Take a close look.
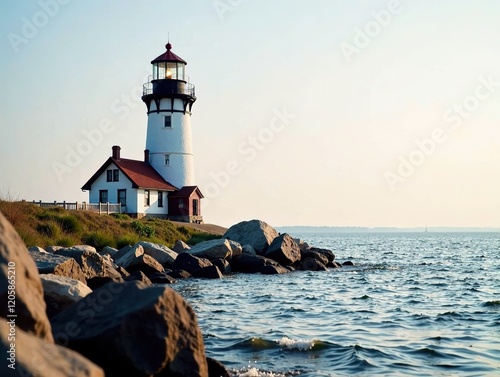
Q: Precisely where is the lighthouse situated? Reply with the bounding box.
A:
[142,42,196,189]
[82,41,203,222]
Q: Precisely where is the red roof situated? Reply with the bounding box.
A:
[169,185,204,199]
[151,42,187,64]
[82,157,178,191]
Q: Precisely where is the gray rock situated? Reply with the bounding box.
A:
[172,239,191,253]
[223,219,279,254]
[241,244,257,256]
[45,245,64,253]
[168,270,192,279]
[148,272,176,285]
[111,244,133,262]
[126,254,165,276]
[300,249,329,266]
[136,241,178,266]
[0,211,54,342]
[0,321,104,377]
[265,233,301,266]
[172,252,212,275]
[261,264,290,274]
[40,274,92,318]
[54,247,108,280]
[114,244,144,269]
[308,247,335,263]
[28,245,47,253]
[51,281,208,376]
[211,258,231,274]
[100,246,118,258]
[227,240,243,257]
[29,249,86,284]
[229,253,284,274]
[192,265,223,279]
[301,257,328,271]
[124,271,153,286]
[187,238,232,260]
[294,238,310,251]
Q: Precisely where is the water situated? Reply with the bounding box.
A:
[171,232,500,376]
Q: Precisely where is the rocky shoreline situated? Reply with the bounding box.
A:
[0,214,350,376]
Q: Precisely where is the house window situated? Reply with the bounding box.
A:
[164,115,172,128]
[178,199,184,209]
[158,191,163,207]
[118,189,126,206]
[144,190,150,206]
[106,169,119,182]
[99,190,108,203]
[113,169,119,182]
[165,154,170,166]
[106,170,113,182]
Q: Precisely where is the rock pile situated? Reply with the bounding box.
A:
[1,213,348,376]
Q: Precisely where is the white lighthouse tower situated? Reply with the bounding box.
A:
[142,42,196,188]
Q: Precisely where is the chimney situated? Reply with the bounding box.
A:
[144,149,150,163]
[112,145,121,160]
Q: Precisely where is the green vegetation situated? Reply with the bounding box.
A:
[0,200,221,251]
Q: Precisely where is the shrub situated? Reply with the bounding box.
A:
[56,215,82,234]
[82,231,115,251]
[111,213,130,220]
[56,235,79,247]
[116,233,140,249]
[186,233,221,246]
[36,222,61,239]
[131,221,155,238]
[178,226,190,237]
[17,226,43,247]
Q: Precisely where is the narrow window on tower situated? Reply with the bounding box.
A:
[164,115,172,128]
[165,154,170,166]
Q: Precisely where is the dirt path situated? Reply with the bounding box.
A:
[170,221,227,235]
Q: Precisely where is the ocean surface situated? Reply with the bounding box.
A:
[171,232,500,376]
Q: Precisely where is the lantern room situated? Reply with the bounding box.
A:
[151,42,187,81]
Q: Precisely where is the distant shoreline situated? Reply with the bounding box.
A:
[277,226,500,233]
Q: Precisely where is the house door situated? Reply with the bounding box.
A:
[118,190,126,206]
[193,199,199,216]
[99,190,108,203]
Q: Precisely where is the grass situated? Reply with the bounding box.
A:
[0,200,221,251]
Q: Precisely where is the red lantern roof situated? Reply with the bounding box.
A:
[151,42,187,64]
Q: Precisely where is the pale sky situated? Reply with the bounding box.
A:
[1,0,500,228]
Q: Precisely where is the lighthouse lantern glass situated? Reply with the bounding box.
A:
[152,62,186,81]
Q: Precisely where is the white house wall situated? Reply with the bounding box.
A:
[136,189,169,216]
[88,163,133,206]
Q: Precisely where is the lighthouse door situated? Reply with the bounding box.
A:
[193,199,199,216]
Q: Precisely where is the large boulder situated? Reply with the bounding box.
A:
[127,254,165,276]
[29,249,86,283]
[148,272,176,285]
[51,281,209,377]
[172,252,213,276]
[172,240,191,253]
[223,220,279,254]
[300,249,329,266]
[0,211,54,342]
[124,270,153,286]
[40,274,92,318]
[230,253,284,274]
[301,257,328,271]
[192,265,224,279]
[307,247,335,263]
[100,254,124,282]
[0,321,104,377]
[241,244,257,256]
[265,233,301,266]
[136,241,178,266]
[114,244,144,269]
[100,245,118,258]
[227,240,243,258]
[186,239,232,260]
[261,264,290,275]
[111,244,133,262]
[54,246,108,280]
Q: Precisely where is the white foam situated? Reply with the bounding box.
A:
[277,336,316,351]
[235,367,288,377]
